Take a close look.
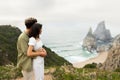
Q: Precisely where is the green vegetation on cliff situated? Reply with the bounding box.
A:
[0,25,21,65]
[52,65,120,80]
[44,46,71,67]
[0,64,120,80]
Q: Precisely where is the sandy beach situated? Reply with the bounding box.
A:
[73,52,108,68]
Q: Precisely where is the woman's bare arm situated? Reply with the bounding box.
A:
[27,45,47,57]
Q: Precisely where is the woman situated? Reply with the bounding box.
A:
[27,23,46,80]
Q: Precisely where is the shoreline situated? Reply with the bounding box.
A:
[73,51,108,68]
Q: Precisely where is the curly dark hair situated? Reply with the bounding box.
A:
[29,23,42,38]
[25,17,37,29]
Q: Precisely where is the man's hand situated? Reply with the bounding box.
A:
[37,48,47,57]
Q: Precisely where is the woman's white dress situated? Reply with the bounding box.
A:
[28,37,44,80]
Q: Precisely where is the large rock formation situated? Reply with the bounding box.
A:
[101,34,120,71]
[94,21,112,52]
[82,21,112,52]
[93,21,112,42]
[82,27,96,52]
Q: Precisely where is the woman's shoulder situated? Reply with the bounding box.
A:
[29,37,36,41]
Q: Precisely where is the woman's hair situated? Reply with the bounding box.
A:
[25,17,37,29]
[29,23,42,38]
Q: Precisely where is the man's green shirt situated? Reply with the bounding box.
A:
[17,32,32,72]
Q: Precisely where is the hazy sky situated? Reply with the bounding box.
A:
[0,0,120,36]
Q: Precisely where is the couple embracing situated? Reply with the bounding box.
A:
[17,17,47,80]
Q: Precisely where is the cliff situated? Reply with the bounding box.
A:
[0,25,21,65]
[101,34,120,71]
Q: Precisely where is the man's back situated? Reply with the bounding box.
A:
[17,32,32,72]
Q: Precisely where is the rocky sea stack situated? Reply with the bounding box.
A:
[82,27,96,52]
[82,21,112,52]
[94,21,112,41]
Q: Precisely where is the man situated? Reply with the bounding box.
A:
[17,17,46,80]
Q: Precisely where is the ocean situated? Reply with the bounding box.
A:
[40,26,98,63]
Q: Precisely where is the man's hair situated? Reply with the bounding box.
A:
[25,17,37,29]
